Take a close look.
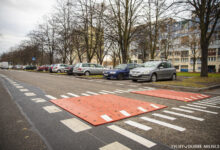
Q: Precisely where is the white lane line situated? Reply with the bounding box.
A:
[81,93,90,96]
[31,98,46,103]
[179,106,218,114]
[67,93,79,97]
[150,104,159,109]
[24,92,36,96]
[163,110,204,121]
[45,95,57,100]
[43,105,62,113]
[141,117,186,132]
[99,92,108,94]
[196,101,217,105]
[117,83,124,86]
[61,95,69,98]
[171,107,194,113]
[124,120,152,131]
[16,86,23,89]
[86,91,99,95]
[193,103,220,108]
[108,125,156,148]
[101,114,113,122]
[19,89,29,92]
[190,96,197,99]
[184,98,192,101]
[152,113,176,120]
[120,110,131,117]
[61,118,91,133]
[101,90,115,94]
[99,142,131,150]
[138,107,147,112]
[114,90,124,93]
[186,104,207,109]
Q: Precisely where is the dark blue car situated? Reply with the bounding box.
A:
[103,63,140,80]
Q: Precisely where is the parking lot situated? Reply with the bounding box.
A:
[0,69,220,150]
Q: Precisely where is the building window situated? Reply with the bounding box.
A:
[208,49,216,56]
[175,58,179,62]
[218,48,220,56]
[174,66,179,69]
[181,65,188,69]
[181,58,189,62]
[208,57,216,62]
[218,57,220,62]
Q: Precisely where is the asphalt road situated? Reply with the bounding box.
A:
[0,69,219,150]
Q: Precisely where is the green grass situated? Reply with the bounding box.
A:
[177,72,220,77]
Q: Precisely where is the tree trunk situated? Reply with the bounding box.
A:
[200,40,208,77]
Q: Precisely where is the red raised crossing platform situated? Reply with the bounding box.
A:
[50,94,167,126]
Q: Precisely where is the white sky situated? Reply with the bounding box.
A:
[0,0,56,54]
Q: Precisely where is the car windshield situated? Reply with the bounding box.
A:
[114,64,127,69]
[144,62,160,68]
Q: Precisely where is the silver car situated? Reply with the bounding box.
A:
[129,61,176,82]
[52,64,69,73]
[73,63,107,76]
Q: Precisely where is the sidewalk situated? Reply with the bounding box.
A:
[0,81,47,150]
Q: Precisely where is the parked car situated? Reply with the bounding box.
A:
[52,64,69,73]
[103,63,140,80]
[37,65,49,71]
[65,65,75,75]
[73,63,106,76]
[24,65,37,70]
[49,64,55,73]
[129,61,176,82]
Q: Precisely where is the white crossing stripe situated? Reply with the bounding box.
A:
[141,117,186,132]
[61,118,91,133]
[81,93,90,96]
[43,105,62,113]
[114,90,124,93]
[190,96,197,99]
[101,90,115,94]
[19,89,29,92]
[67,93,79,97]
[125,120,152,131]
[171,107,194,113]
[86,91,99,95]
[120,110,131,117]
[60,95,69,98]
[180,106,218,114]
[127,89,134,92]
[108,125,156,148]
[150,104,159,109]
[24,92,36,96]
[193,103,220,108]
[117,83,124,85]
[99,92,108,94]
[138,107,147,112]
[45,95,57,100]
[186,104,207,109]
[196,101,217,105]
[163,110,204,121]
[184,98,192,101]
[99,142,131,150]
[128,85,137,87]
[101,114,113,122]
[16,86,23,88]
[152,113,176,120]
[31,98,46,103]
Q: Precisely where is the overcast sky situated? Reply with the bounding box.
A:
[0,0,56,54]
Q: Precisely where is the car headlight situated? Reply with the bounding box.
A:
[143,70,150,74]
[110,72,116,74]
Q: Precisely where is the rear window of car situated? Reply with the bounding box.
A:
[82,64,89,67]
[89,64,96,67]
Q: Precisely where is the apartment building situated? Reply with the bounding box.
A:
[130,19,220,72]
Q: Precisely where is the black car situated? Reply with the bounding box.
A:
[24,65,37,70]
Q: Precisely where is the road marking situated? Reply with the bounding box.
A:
[120,110,131,117]
[152,113,176,120]
[193,103,220,108]
[81,93,90,96]
[43,105,62,113]
[114,90,124,93]
[141,117,186,132]
[138,107,147,112]
[171,107,194,113]
[186,104,207,109]
[19,89,29,92]
[196,101,217,105]
[60,95,69,98]
[128,85,137,87]
[190,96,197,99]
[45,95,57,100]
[99,92,108,94]
[86,91,99,95]
[99,142,131,150]
[180,106,218,114]
[124,120,152,131]
[163,110,204,121]
[101,114,113,122]
[61,118,91,133]
[117,83,124,86]
[108,125,156,148]
[24,92,36,96]
[127,89,134,92]
[101,90,115,94]
[150,104,159,109]
[16,86,23,88]
[67,93,80,97]
[184,98,192,101]
[31,98,46,103]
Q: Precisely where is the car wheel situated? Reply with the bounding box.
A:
[85,71,90,76]
[171,74,177,80]
[151,74,157,82]
[117,74,124,80]
[132,79,137,82]
[57,70,61,73]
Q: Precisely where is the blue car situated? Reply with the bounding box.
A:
[103,63,140,80]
